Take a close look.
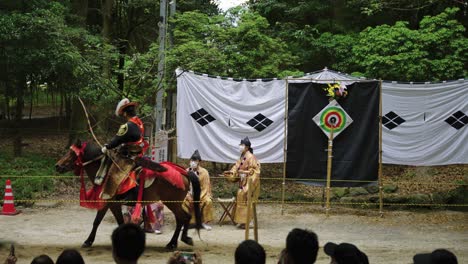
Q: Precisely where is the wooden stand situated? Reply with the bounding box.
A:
[245,177,259,242]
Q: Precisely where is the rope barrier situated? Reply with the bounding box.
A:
[2,199,467,207]
[0,175,466,186]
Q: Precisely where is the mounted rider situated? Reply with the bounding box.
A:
[96,98,149,200]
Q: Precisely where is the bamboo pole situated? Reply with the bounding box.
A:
[281,80,289,215]
[325,126,334,217]
[378,80,384,217]
[253,201,258,242]
[245,177,253,240]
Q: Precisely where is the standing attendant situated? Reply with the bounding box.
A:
[224,137,261,229]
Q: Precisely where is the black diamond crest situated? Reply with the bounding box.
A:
[445,111,468,130]
[247,113,274,132]
[191,108,216,127]
[382,111,406,130]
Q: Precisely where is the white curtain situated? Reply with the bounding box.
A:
[176,69,286,163]
[382,80,468,165]
[177,68,468,165]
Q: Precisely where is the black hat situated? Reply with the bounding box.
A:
[240,137,251,147]
[190,150,202,161]
[324,242,369,264]
[413,249,458,264]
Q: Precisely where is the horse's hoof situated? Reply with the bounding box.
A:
[181,236,194,246]
[165,243,177,251]
[81,241,93,248]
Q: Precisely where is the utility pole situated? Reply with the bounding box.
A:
[155,0,167,131]
[168,0,176,161]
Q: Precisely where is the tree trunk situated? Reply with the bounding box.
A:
[67,0,90,146]
[65,94,71,122]
[72,0,88,22]
[28,82,33,120]
[13,77,25,157]
[67,97,87,147]
[117,40,127,91]
[102,0,114,79]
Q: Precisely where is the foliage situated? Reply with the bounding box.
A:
[167,9,301,79]
[0,152,55,203]
[352,7,467,81]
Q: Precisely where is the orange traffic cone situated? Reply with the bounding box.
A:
[1,179,20,215]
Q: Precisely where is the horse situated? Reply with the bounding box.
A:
[55,139,201,250]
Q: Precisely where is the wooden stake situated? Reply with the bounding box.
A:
[326,126,334,217]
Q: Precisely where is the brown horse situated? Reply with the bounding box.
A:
[55,139,201,250]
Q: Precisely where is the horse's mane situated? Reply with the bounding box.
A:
[83,142,103,161]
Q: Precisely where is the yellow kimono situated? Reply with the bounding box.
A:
[184,166,214,224]
[228,151,261,224]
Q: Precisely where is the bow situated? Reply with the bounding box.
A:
[78,97,103,148]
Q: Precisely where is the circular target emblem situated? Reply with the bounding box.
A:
[320,106,347,133]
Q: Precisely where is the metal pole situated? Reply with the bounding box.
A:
[326,126,334,217]
[281,80,289,215]
[155,0,167,132]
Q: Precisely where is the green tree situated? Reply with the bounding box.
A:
[167,9,301,79]
[0,1,87,155]
[353,7,467,81]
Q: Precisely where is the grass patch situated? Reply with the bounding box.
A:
[0,152,57,205]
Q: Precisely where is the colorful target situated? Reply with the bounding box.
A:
[313,100,353,139]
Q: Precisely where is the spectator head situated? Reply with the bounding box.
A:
[413,249,458,264]
[112,223,146,264]
[324,242,369,264]
[56,249,85,264]
[285,228,319,264]
[31,255,54,264]
[235,240,266,264]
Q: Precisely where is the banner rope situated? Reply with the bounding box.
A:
[2,199,467,207]
[0,175,466,186]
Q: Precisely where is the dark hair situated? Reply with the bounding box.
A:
[31,255,54,264]
[286,228,319,264]
[430,249,458,264]
[112,223,145,262]
[56,249,85,264]
[235,240,266,264]
[248,147,254,154]
[123,105,137,117]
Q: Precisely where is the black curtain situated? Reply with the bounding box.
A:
[286,81,380,187]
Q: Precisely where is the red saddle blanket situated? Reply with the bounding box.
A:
[80,161,186,210]
[138,161,187,190]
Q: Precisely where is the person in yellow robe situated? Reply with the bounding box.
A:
[224,137,261,229]
[184,150,214,230]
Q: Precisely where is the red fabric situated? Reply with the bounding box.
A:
[127,116,149,154]
[138,163,185,191]
[73,142,105,210]
[116,171,137,195]
[131,174,145,223]
[161,161,188,177]
[80,185,106,210]
[131,162,186,220]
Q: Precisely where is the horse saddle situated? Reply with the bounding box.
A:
[101,152,135,199]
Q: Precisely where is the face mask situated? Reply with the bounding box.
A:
[239,145,246,153]
[190,161,198,169]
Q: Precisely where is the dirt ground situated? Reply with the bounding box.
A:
[0,202,467,264]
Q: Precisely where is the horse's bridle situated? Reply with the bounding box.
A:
[70,143,104,176]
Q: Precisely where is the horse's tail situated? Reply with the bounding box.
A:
[187,170,202,231]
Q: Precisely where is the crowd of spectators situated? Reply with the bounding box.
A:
[3,224,459,264]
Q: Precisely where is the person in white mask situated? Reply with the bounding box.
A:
[183,150,213,230]
[224,137,261,229]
